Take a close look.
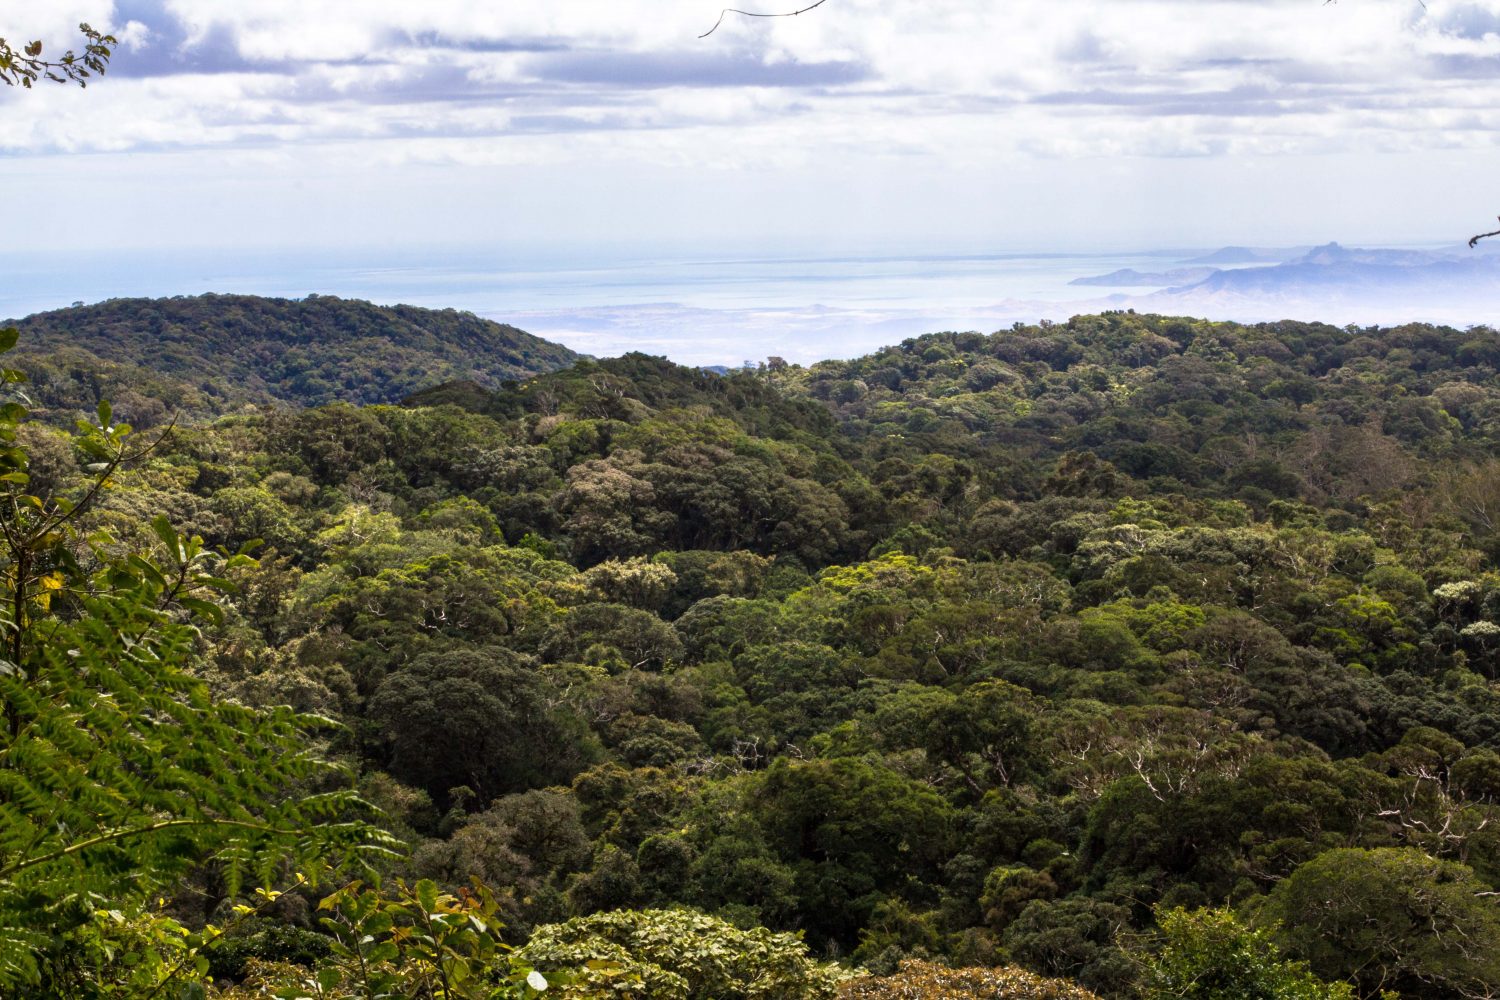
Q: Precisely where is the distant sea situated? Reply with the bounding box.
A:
[0,241,1483,367]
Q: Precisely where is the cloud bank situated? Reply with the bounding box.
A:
[5,0,1496,160]
[2,0,1497,252]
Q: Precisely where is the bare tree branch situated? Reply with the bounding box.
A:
[700,0,832,38]
[1470,217,1500,249]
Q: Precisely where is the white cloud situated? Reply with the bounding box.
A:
[5,0,1490,159]
[1,0,1496,251]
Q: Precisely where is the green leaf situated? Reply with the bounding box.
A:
[176,597,223,625]
[151,516,181,559]
[126,555,168,589]
[415,879,440,914]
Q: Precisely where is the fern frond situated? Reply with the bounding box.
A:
[0,587,397,990]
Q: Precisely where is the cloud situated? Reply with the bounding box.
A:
[529,50,869,88]
[395,31,570,54]
[1431,2,1500,39]
[104,0,288,76]
[1425,51,1500,76]
[5,0,1500,259]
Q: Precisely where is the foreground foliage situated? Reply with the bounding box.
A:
[0,330,392,996]
[226,879,556,1000]
[0,22,113,88]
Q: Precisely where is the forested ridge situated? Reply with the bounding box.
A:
[4,294,579,420]
[8,308,1500,997]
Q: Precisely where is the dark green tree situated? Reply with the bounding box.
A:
[368,644,589,805]
[1263,848,1500,999]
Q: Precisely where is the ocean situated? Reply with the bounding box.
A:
[0,243,1223,367]
[2,240,1483,367]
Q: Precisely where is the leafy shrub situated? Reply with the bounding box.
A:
[519,908,848,1000]
[1144,907,1353,1000]
[838,959,1102,1000]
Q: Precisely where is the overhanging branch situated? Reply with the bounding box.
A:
[1470,217,1500,249]
[701,0,831,38]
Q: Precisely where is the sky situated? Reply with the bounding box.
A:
[4,0,1500,256]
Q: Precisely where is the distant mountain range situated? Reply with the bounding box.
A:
[1151,242,1500,305]
[1064,243,1500,327]
[1069,266,1219,287]
[4,294,580,424]
[1181,245,1302,265]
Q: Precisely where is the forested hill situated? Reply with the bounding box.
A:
[5,293,579,422]
[431,312,1500,531]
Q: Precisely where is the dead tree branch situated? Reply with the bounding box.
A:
[700,0,831,38]
[1470,217,1500,249]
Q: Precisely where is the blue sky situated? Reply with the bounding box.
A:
[4,0,1500,253]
